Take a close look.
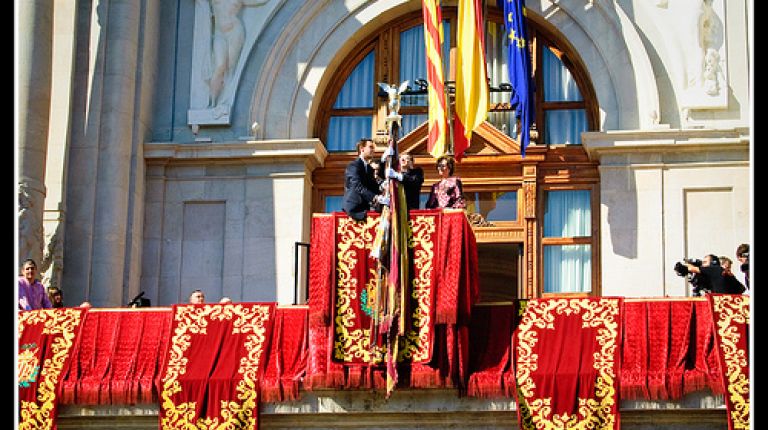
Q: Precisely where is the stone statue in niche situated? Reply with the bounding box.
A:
[188,0,273,125]
[207,0,267,108]
[680,0,727,109]
[701,48,724,96]
[689,0,723,93]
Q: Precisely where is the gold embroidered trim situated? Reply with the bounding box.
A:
[18,309,83,430]
[333,215,436,363]
[516,299,620,430]
[712,295,750,430]
[159,304,272,429]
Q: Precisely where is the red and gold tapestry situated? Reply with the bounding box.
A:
[332,210,438,366]
[158,302,275,430]
[708,294,750,430]
[513,298,623,430]
[18,308,86,430]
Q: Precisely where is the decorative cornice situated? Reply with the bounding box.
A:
[143,139,328,169]
[581,127,750,160]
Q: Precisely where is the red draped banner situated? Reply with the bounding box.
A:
[620,298,723,400]
[513,298,623,430]
[260,306,309,402]
[158,303,275,429]
[60,308,173,405]
[708,294,750,430]
[331,210,439,366]
[18,308,86,430]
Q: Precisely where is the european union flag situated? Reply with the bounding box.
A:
[500,0,534,156]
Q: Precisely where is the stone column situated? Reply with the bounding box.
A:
[18,0,54,266]
[88,1,142,306]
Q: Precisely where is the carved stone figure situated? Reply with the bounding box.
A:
[378,81,410,129]
[19,183,44,262]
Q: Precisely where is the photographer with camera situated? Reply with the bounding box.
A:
[675,254,745,296]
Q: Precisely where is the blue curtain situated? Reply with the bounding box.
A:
[543,46,586,145]
[543,245,591,293]
[543,190,590,237]
[545,109,587,145]
[333,51,375,108]
[327,52,376,151]
[326,116,373,151]
[543,190,591,293]
[543,47,582,102]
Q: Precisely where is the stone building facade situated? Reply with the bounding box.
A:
[17,0,751,427]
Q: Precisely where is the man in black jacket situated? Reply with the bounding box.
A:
[343,138,387,221]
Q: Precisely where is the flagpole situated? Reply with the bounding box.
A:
[446,82,454,156]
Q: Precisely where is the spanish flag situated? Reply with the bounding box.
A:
[422,0,448,158]
[453,0,489,161]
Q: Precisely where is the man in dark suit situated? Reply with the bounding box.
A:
[343,138,386,221]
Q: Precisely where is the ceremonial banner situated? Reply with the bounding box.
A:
[453,0,489,160]
[513,298,622,430]
[422,0,449,158]
[18,308,86,430]
[158,303,275,429]
[332,210,438,366]
[708,294,750,430]
[500,0,534,155]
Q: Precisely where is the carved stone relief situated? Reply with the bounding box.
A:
[680,0,728,109]
[18,183,44,263]
[188,0,278,126]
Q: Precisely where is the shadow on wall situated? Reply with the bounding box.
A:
[604,165,638,259]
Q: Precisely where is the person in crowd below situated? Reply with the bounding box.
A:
[47,286,64,308]
[18,259,51,311]
[425,155,467,210]
[393,153,424,210]
[189,289,206,304]
[343,138,389,221]
[686,254,744,294]
[736,243,749,290]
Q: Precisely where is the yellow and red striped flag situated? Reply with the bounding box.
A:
[453,0,489,161]
[422,0,448,158]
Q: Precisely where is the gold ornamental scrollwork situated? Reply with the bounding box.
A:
[18,309,84,430]
[712,295,750,430]
[160,304,272,429]
[333,215,436,364]
[516,298,620,430]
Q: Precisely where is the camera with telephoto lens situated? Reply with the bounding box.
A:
[674,259,708,296]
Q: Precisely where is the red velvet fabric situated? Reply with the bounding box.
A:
[18,308,86,430]
[467,304,516,398]
[619,299,723,400]
[513,298,623,430]
[708,294,750,430]
[435,209,480,325]
[60,308,173,405]
[261,307,309,402]
[308,214,335,328]
[157,303,275,429]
